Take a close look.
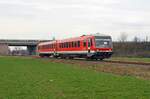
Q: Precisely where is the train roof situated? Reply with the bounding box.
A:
[38,33,111,45]
[57,35,90,43]
[91,33,110,37]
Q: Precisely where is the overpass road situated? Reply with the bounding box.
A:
[0,39,51,55]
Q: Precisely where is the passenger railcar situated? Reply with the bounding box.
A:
[37,34,113,60]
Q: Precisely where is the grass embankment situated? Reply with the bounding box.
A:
[0,57,150,99]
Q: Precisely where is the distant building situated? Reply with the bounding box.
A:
[0,44,10,55]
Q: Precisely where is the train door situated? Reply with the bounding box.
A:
[86,37,94,58]
[87,38,91,53]
[83,38,92,53]
[87,38,93,52]
[53,41,57,57]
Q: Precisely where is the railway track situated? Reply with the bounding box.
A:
[33,56,150,66]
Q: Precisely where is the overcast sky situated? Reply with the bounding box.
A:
[0,0,150,41]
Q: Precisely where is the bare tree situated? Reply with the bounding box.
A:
[145,36,149,42]
[133,36,140,43]
[52,37,56,40]
[118,32,128,42]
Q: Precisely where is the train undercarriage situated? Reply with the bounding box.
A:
[39,51,113,60]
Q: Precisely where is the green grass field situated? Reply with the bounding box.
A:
[0,57,150,99]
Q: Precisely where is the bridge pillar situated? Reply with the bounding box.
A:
[27,45,37,55]
[0,43,10,55]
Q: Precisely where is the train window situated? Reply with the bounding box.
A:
[59,44,60,48]
[65,42,66,48]
[65,43,66,48]
[74,42,77,47]
[63,43,65,48]
[76,41,78,47]
[61,43,62,48]
[66,42,67,48]
[72,42,74,47]
[48,44,50,49]
[54,44,55,48]
[90,39,93,46]
[83,40,86,47]
[71,42,72,48]
[68,42,69,48]
[78,41,80,47]
[88,39,91,47]
[65,43,67,48]
[70,42,72,48]
[62,43,64,48]
[70,42,71,48]
[66,42,69,48]
[68,42,70,48]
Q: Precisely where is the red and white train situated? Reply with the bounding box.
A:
[37,34,113,60]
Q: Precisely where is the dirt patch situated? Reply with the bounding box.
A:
[37,58,150,80]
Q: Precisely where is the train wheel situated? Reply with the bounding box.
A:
[95,58,98,61]
[39,54,44,58]
[69,57,74,59]
[100,58,104,61]
[86,57,91,61]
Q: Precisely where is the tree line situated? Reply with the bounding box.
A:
[113,33,150,57]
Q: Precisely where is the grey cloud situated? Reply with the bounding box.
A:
[0,0,150,40]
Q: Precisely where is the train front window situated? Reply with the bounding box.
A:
[95,36,112,48]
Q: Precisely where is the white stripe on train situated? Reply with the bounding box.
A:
[39,50,112,54]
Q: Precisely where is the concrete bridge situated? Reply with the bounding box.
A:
[0,39,51,55]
